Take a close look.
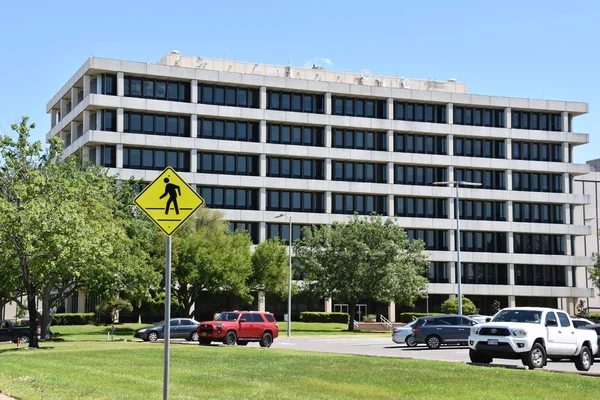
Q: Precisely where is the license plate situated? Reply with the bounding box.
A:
[488,339,498,345]
[201,332,207,336]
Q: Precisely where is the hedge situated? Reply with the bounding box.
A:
[52,313,96,325]
[399,312,444,323]
[299,312,349,324]
[588,313,600,322]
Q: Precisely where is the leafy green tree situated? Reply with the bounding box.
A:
[294,214,429,331]
[589,252,600,299]
[440,296,478,315]
[250,238,289,298]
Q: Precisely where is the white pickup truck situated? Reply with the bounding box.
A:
[468,307,598,371]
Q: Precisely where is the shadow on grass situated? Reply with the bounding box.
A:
[53,327,138,337]
[0,347,54,354]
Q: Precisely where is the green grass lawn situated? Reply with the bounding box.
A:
[0,341,599,400]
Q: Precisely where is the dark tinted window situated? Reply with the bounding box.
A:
[264,314,275,322]
[199,84,259,108]
[334,96,386,118]
[268,90,324,113]
[545,312,558,325]
[557,313,571,328]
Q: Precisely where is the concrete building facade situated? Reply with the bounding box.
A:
[43,52,594,319]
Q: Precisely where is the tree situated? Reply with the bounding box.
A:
[589,252,600,297]
[96,297,134,324]
[491,300,502,314]
[163,207,254,317]
[0,117,158,347]
[250,238,289,298]
[440,296,478,315]
[294,214,429,331]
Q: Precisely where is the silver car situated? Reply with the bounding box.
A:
[392,321,417,346]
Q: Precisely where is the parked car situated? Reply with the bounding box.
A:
[572,317,593,328]
[580,323,600,357]
[468,307,598,371]
[392,321,417,346]
[197,311,278,347]
[0,320,33,343]
[133,318,200,342]
[411,315,479,349]
[468,315,492,324]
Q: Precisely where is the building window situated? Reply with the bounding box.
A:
[197,186,259,210]
[267,90,324,113]
[453,106,504,127]
[406,229,448,251]
[123,147,189,171]
[99,145,116,168]
[427,262,450,283]
[124,76,190,102]
[394,133,447,155]
[454,168,505,190]
[197,153,259,176]
[266,223,315,245]
[515,265,567,286]
[394,166,447,186]
[228,222,259,244]
[512,172,563,193]
[267,124,325,147]
[124,112,190,137]
[333,128,387,151]
[267,157,324,180]
[461,263,508,285]
[332,193,387,215]
[512,110,562,132]
[333,96,386,118]
[267,190,325,213]
[457,200,506,221]
[459,231,507,253]
[454,137,505,158]
[513,234,565,255]
[332,161,387,183]
[513,203,564,224]
[198,84,259,108]
[396,197,447,219]
[101,110,116,132]
[198,118,259,142]
[512,141,562,162]
[395,102,446,123]
[101,74,117,96]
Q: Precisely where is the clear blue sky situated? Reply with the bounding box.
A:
[0,0,598,162]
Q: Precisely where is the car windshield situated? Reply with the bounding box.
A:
[215,313,239,321]
[491,310,542,324]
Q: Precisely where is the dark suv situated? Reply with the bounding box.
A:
[197,311,279,347]
[412,315,478,349]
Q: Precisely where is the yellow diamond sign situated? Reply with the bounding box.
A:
[134,167,204,236]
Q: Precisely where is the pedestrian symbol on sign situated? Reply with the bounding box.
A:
[160,178,181,215]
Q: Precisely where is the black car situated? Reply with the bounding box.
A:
[580,323,600,357]
[134,318,200,342]
[412,315,479,349]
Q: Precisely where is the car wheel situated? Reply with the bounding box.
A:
[426,335,441,349]
[199,339,211,346]
[524,343,546,370]
[405,335,417,347]
[575,346,592,371]
[190,332,199,342]
[469,349,492,364]
[237,340,248,346]
[148,331,159,342]
[223,331,237,346]
[18,336,29,344]
[260,332,273,348]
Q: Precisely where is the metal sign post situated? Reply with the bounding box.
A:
[163,235,172,400]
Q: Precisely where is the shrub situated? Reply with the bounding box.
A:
[299,312,349,323]
[441,296,477,315]
[362,314,377,322]
[588,313,600,323]
[52,313,95,325]
[399,312,444,323]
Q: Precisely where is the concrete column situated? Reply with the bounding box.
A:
[449,229,456,252]
[508,264,515,285]
[507,232,514,253]
[60,98,68,120]
[95,145,102,165]
[260,120,267,143]
[508,295,516,308]
[324,298,332,313]
[259,221,266,242]
[82,147,90,163]
[326,191,332,214]
[563,172,570,194]
[561,111,569,132]
[51,109,58,128]
[505,107,511,129]
[386,98,393,119]
[82,110,90,133]
[325,93,332,115]
[388,302,396,323]
[507,200,513,222]
[567,266,573,286]
[69,122,76,146]
[83,75,91,98]
[565,235,572,256]
[77,291,86,313]
[260,187,266,211]
[96,111,102,131]
[562,142,569,163]
[96,74,103,94]
[447,103,454,124]
[387,130,394,152]
[448,197,455,219]
[387,194,394,217]
[191,80,198,103]
[117,108,124,133]
[117,72,124,96]
[70,87,78,107]
[447,134,454,156]
[259,154,267,177]
[190,115,198,138]
[190,149,197,173]
[448,165,454,182]
[505,138,512,159]
[506,170,513,190]
[325,158,332,181]
[387,162,394,184]
[565,203,571,225]
[260,86,267,109]
[116,144,123,168]
[566,297,575,314]
[258,290,266,312]
[325,126,332,148]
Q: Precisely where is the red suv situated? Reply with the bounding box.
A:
[197,311,279,347]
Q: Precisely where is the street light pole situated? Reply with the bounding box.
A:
[433,180,481,315]
[275,213,292,337]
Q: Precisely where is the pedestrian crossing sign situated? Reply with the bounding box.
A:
[134,167,204,236]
